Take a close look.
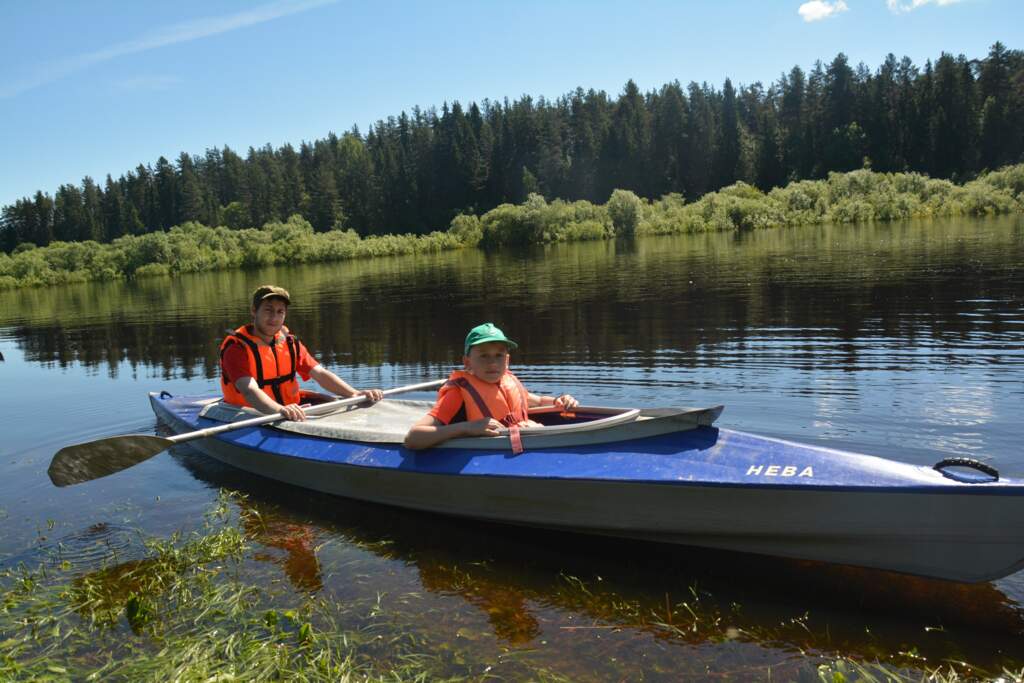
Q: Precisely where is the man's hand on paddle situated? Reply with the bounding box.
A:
[278,403,307,421]
[358,389,384,402]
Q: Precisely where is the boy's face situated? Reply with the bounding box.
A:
[464,341,510,383]
[252,297,288,339]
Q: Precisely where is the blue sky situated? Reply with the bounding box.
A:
[1,0,1019,208]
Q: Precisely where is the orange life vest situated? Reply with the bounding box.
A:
[219,324,301,407]
[442,369,530,426]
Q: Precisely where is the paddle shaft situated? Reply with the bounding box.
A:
[166,378,446,445]
[48,378,446,488]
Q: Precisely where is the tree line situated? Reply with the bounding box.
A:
[5,164,1021,291]
[3,42,1022,252]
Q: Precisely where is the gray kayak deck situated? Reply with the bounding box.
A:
[199,398,723,450]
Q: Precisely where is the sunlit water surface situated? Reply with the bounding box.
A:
[2,215,1024,678]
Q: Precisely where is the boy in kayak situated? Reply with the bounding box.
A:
[404,323,578,449]
[220,285,383,421]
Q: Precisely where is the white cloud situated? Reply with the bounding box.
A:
[1,0,337,99]
[798,0,850,22]
[887,0,965,12]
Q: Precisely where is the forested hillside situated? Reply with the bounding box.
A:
[2,42,1022,252]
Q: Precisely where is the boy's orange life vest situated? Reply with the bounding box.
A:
[219,324,301,407]
[442,369,530,426]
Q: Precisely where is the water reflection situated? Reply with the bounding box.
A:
[237,496,323,594]
[1,217,1022,380]
[166,446,1024,675]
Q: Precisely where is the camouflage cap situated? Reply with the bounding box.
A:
[251,285,291,309]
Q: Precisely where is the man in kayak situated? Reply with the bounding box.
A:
[220,284,383,421]
[404,322,578,449]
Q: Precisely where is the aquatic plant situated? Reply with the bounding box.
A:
[3,490,1023,681]
[0,491,574,682]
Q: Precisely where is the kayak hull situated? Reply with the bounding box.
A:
[150,392,1024,583]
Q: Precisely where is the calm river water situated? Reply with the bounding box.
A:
[2,216,1024,678]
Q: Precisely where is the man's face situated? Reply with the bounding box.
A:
[464,342,510,383]
[252,297,288,339]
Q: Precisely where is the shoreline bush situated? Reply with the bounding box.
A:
[1,164,1021,290]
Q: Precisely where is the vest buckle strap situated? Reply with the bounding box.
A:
[508,425,524,455]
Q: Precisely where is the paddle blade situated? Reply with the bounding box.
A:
[48,434,173,487]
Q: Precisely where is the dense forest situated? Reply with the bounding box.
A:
[2,42,1023,252]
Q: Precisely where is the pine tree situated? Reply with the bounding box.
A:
[651,81,688,196]
[929,53,976,178]
[684,82,716,198]
[102,175,125,240]
[777,66,807,179]
[335,132,375,233]
[756,110,785,190]
[715,78,741,188]
[153,157,177,230]
[53,184,84,243]
[32,191,54,246]
[978,42,1015,169]
[220,147,250,225]
[309,157,342,232]
[81,177,103,242]
[177,153,205,224]
[567,88,610,201]
[279,143,306,218]
[602,80,651,197]
[823,53,862,171]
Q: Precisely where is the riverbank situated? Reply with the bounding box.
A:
[1,164,1021,290]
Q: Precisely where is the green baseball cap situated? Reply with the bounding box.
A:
[464,322,518,355]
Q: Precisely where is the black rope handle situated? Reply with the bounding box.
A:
[159,390,174,399]
[933,458,999,483]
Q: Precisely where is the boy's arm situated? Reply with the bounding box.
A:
[404,414,503,450]
[526,392,580,410]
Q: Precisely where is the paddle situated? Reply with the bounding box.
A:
[47,379,446,488]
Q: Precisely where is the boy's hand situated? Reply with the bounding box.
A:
[554,394,578,410]
[464,418,503,437]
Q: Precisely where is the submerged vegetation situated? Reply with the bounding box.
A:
[2,491,1023,681]
[0,492,557,681]
[1,164,1022,290]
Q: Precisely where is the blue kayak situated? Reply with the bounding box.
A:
[149,391,1024,583]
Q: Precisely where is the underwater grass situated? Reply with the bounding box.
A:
[813,660,1024,683]
[0,491,570,682]
[2,490,1023,682]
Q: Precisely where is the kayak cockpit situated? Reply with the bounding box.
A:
[197,395,723,451]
